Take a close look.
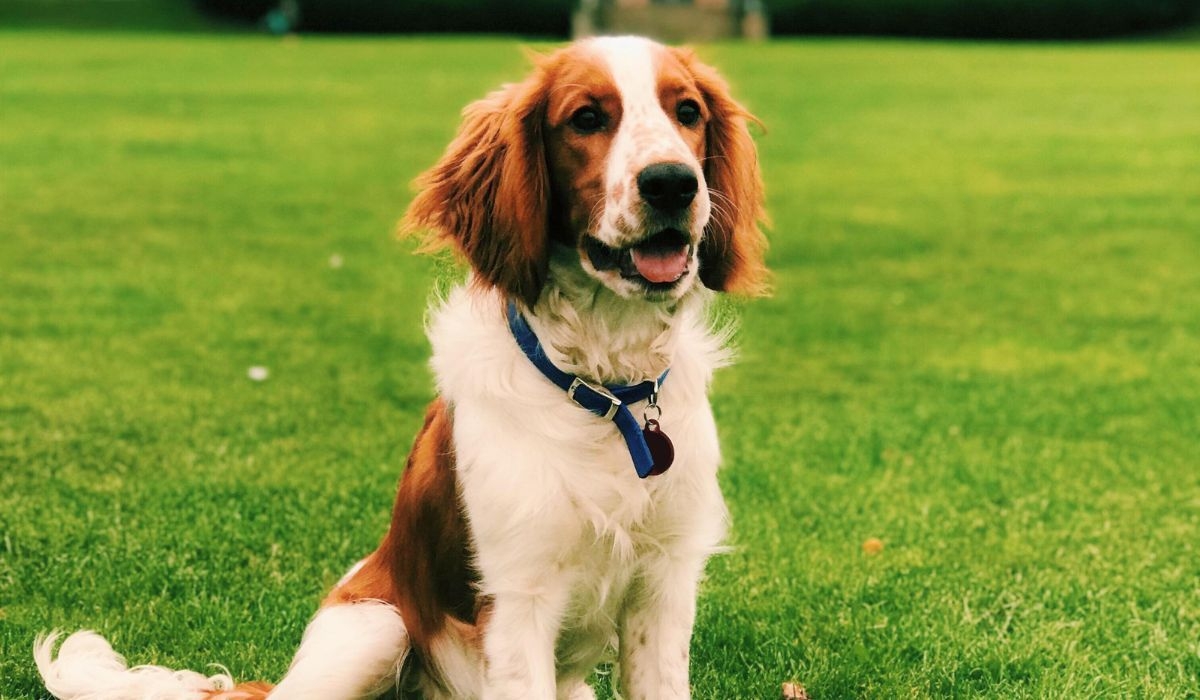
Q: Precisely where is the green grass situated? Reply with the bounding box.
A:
[2,31,1200,699]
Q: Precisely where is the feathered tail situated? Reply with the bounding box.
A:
[34,631,270,700]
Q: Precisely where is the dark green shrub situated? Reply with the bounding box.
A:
[221,0,574,34]
[768,0,1200,38]
[194,0,1199,38]
[194,0,276,23]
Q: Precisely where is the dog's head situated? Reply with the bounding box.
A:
[404,36,768,306]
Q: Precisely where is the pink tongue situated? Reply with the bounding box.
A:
[630,247,689,283]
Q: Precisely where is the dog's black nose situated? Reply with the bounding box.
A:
[637,163,698,212]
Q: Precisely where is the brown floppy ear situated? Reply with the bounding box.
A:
[678,49,770,296]
[402,70,551,306]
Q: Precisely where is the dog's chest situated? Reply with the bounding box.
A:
[554,540,638,669]
[550,490,668,671]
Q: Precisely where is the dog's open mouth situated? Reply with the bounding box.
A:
[584,229,693,286]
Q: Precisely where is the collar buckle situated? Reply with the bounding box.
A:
[567,377,622,421]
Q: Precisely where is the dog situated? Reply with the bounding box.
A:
[35,35,767,700]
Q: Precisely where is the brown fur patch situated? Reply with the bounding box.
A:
[204,681,274,699]
[402,43,629,304]
[654,46,709,165]
[324,398,479,658]
[401,64,555,306]
[542,48,620,247]
[671,48,771,296]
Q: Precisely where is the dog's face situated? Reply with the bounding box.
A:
[406,36,767,306]
[543,38,711,300]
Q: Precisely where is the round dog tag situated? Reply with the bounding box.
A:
[643,419,675,476]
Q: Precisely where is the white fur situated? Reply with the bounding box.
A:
[422,259,729,700]
[268,602,409,699]
[34,630,235,700]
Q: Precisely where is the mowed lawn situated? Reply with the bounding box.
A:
[2,31,1199,699]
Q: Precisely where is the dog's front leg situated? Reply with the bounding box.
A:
[480,588,569,700]
[618,558,704,700]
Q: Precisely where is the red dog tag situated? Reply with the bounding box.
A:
[643,419,674,476]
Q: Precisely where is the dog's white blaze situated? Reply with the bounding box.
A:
[588,36,711,251]
[595,37,687,180]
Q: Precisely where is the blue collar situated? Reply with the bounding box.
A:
[506,302,668,479]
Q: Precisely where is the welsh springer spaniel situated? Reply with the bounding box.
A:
[36,35,767,700]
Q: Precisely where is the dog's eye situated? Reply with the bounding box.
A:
[569,107,605,134]
[676,100,702,126]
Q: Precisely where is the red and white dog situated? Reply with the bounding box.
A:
[36,35,767,700]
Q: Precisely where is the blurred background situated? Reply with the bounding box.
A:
[2,0,1199,38]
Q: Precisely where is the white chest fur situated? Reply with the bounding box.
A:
[426,280,730,684]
